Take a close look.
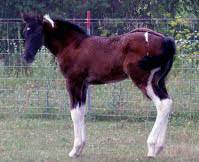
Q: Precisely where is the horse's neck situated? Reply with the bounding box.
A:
[43,27,87,56]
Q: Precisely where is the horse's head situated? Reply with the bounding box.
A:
[21,13,43,63]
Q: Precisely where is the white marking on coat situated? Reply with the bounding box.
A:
[146,68,161,107]
[69,104,86,158]
[43,14,55,28]
[27,27,31,31]
[144,32,149,42]
[147,98,172,157]
[145,69,173,157]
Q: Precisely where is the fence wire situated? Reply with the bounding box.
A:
[0,18,199,161]
[0,18,198,121]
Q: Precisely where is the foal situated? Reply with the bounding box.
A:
[21,13,176,158]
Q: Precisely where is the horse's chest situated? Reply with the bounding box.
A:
[57,54,74,76]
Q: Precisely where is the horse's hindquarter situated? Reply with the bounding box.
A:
[124,32,163,57]
[122,32,164,72]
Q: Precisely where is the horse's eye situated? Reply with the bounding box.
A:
[23,26,32,37]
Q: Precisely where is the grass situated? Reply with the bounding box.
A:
[0,44,198,161]
[0,59,198,161]
[0,118,199,162]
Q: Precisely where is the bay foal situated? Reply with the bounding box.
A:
[21,13,176,158]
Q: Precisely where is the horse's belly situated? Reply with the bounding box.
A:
[88,71,128,85]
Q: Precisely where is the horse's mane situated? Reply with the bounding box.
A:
[53,18,87,35]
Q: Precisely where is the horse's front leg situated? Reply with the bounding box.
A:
[66,80,87,158]
[69,105,86,158]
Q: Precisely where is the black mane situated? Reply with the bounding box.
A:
[53,18,88,35]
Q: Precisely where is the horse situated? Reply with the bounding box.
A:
[21,13,176,158]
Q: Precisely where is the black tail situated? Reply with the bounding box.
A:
[138,37,176,80]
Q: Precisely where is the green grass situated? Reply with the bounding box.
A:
[0,118,199,162]
[0,49,198,161]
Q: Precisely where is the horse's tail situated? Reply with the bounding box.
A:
[138,37,176,81]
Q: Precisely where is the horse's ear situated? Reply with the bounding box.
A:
[21,13,32,23]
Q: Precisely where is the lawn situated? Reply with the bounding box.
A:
[0,118,198,162]
[0,44,198,162]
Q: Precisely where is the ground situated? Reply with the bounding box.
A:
[0,119,198,162]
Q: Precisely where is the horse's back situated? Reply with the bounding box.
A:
[66,28,166,84]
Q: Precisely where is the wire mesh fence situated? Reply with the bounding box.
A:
[0,18,198,121]
[0,18,199,161]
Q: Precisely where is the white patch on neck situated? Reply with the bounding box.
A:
[27,27,31,31]
[144,32,149,42]
[43,14,55,28]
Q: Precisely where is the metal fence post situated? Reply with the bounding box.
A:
[86,10,92,113]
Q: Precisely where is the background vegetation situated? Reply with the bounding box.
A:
[0,0,198,121]
[0,1,198,161]
[0,0,198,18]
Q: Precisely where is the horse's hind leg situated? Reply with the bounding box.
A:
[126,64,172,158]
[145,68,172,157]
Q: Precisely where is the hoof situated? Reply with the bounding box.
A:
[147,154,156,159]
[68,146,81,158]
[147,155,156,159]
[155,145,164,155]
[147,144,164,159]
[68,142,86,158]
[147,143,156,158]
[69,151,80,158]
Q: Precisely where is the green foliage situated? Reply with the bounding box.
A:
[167,17,199,69]
[0,0,198,18]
